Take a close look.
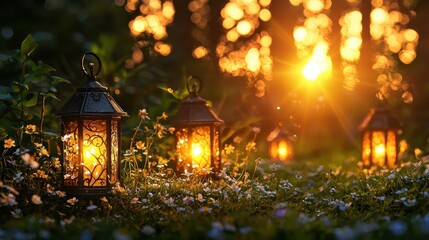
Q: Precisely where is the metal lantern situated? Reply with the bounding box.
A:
[359,105,401,168]
[171,76,223,177]
[58,52,127,197]
[267,123,294,162]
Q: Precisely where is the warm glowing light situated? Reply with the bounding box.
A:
[224,2,244,20]
[162,1,175,18]
[260,35,272,47]
[293,26,308,42]
[371,8,388,24]
[223,18,236,29]
[175,126,218,175]
[291,0,333,84]
[154,42,172,56]
[226,29,239,42]
[303,61,321,81]
[306,0,324,13]
[217,0,272,96]
[246,48,261,72]
[131,17,146,34]
[259,9,272,22]
[192,46,209,59]
[403,29,418,42]
[191,143,203,157]
[132,49,144,63]
[277,141,289,160]
[236,20,253,35]
[374,144,385,157]
[125,0,175,60]
[260,0,271,7]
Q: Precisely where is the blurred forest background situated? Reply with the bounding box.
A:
[1,0,429,160]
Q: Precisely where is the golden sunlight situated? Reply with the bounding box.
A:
[303,61,321,81]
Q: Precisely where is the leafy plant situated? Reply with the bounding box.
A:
[0,34,70,147]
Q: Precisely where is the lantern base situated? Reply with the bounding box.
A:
[62,187,112,199]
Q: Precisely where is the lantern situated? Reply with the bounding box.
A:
[171,76,223,177]
[359,105,401,168]
[267,123,294,162]
[58,52,127,197]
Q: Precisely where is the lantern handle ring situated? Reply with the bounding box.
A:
[81,52,102,79]
[187,76,202,94]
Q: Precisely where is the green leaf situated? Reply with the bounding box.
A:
[0,93,13,101]
[23,92,38,107]
[30,61,55,76]
[52,76,71,85]
[20,34,38,56]
[44,92,60,101]
[41,131,60,139]
[11,83,20,93]
[0,86,12,95]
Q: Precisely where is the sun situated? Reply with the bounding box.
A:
[302,61,322,81]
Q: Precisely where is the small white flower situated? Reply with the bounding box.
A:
[141,225,155,236]
[67,197,78,206]
[402,198,417,207]
[86,205,97,211]
[395,188,408,195]
[13,172,24,183]
[31,195,42,205]
[197,193,205,202]
[387,173,396,179]
[376,196,385,201]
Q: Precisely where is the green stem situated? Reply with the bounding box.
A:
[39,93,46,133]
[130,118,143,149]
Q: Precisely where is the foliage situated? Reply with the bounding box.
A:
[0,34,70,146]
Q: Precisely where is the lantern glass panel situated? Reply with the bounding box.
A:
[191,126,211,171]
[111,120,119,183]
[82,120,107,187]
[386,130,397,167]
[277,140,290,161]
[63,121,79,187]
[269,139,292,161]
[213,128,220,172]
[371,131,386,166]
[362,131,371,167]
[176,126,213,174]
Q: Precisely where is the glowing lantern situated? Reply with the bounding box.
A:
[58,52,127,197]
[359,105,401,168]
[171,76,223,177]
[267,124,294,162]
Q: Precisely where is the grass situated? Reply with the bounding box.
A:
[1,152,429,240]
[1,111,429,240]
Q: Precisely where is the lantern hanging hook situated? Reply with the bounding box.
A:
[187,75,202,95]
[81,52,102,80]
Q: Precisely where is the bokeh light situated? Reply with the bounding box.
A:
[370,1,418,102]
[291,0,333,82]
[217,0,273,97]
[123,0,175,66]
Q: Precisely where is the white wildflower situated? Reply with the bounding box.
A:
[86,205,97,210]
[141,225,155,236]
[31,195,42,205]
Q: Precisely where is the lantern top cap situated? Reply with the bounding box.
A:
[75,52,108,92]
[58,52,127,117]
[267,124,296,142]
[359,105,401,131]
[171,76,223,125]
